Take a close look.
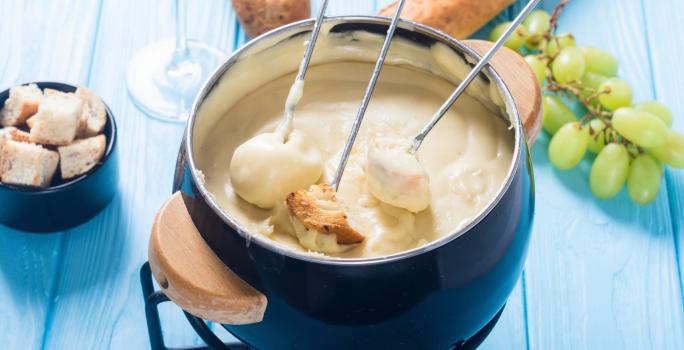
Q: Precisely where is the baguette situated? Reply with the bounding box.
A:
[57,134,106,179]
[232,0,310,38]
[378,0,514,39]
[0,140,59,188]
[0,84,42,126]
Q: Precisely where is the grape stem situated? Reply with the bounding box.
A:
[540,0,644,158]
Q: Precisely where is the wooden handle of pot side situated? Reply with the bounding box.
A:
[464,39,543,145]
[148,192,267,324]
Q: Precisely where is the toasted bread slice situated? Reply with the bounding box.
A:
[0,84,42,126]
[286,184,365,246]
[0,140,59,188]
[29,93,83,145]
[75,87,106,137]
[57,134,105,179]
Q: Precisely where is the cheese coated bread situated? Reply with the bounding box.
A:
[286,184,365,245]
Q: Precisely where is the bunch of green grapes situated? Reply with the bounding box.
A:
[489,5,683,205]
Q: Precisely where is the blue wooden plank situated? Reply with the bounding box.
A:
[641,0,684,318]
[521,0,684,349]
[36,0,238,348]
[0,0,102,349]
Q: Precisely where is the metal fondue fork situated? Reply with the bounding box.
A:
[331,0,542,190]
[331,0,407,190]
[276,0,329,140]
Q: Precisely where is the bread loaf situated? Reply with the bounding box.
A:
[232,0,311,38]
[378,0,514,39]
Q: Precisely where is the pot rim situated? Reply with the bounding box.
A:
[185,16,524,266]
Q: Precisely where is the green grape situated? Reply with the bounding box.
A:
[548,122,588,169]
[552,47,586,83]
[581,72,608,91]
[525,55,547,84]
[584,118,608,153]
[579,46,619,77]
[598,78,633,110]
[649,130,684,168]
[544,32,576,57]
[634,101,673,127]
[542,96,549,124]
[489,22,528,51]
[612,107,668,148]
[627,154,663,205]
[542,95,577,134]
[580,72,608,106]
[590,143,630,200]
[524,10,551,33]
[523,10,551,50]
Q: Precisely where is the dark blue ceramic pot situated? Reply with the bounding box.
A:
[0,82,118,233]
[172,17,534,350]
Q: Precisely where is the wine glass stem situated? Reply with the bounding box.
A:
[173,0,189,60]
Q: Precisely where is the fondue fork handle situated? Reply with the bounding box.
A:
[409,0,542,153]
[331,0,407,190]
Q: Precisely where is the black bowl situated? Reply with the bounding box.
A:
[0,82,118,233]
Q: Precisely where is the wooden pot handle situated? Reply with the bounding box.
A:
[463,39,543,145]
[148,192,267,324]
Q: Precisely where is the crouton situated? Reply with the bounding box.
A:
[29,93,83,145]
[75,87,106,137]
[0,127,17,164]
[0,140,59,188]
[0,84,42,126]
[57,134,106,179]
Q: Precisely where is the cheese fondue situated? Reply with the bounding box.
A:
[195,30,515,259]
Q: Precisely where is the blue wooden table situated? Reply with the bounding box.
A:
[0,0,682,349]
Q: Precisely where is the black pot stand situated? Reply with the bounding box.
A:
[141,262,505,350]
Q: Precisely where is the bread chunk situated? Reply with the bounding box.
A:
[0,84,42,126]
[286,184,365,248]
[232,0,310,38]
[75,87,106,137]
[378,0,514,39]
[58,134,106,179]
[0,140,59,188]
[29,93,83,145]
